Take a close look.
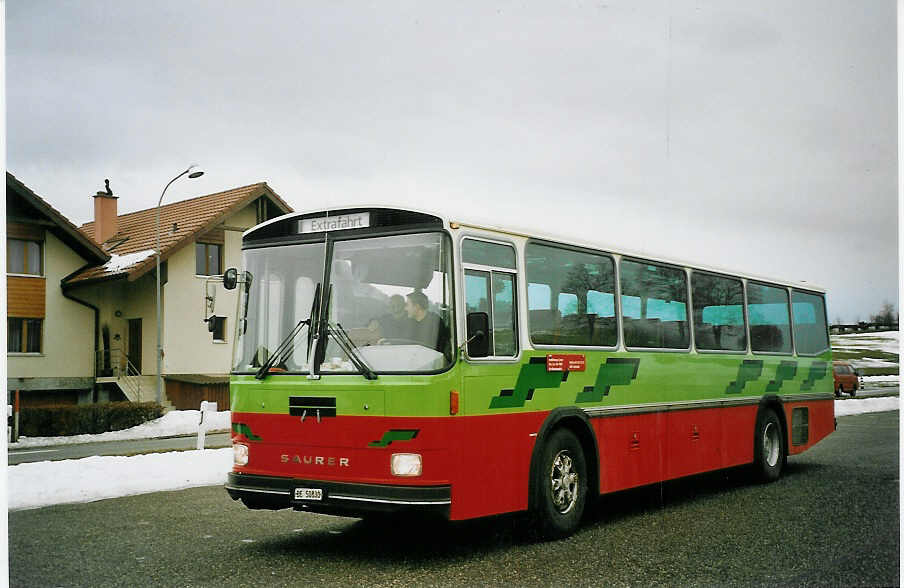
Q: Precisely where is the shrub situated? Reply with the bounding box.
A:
[18,402,164,438]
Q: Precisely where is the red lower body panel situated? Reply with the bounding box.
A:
[230,411,545,520]
[232,399,834,521]
[595,406,757,494]
[785,399,834,455]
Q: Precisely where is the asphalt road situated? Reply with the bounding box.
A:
[7,432,231,465]
[9,411,899,587]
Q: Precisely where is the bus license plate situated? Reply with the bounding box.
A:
[294,488,323,501]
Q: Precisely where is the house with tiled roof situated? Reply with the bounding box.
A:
[7,173,110,405]
[64,181,293,408]
[9,173,293,409]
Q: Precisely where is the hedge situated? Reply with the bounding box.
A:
[18,402,164,438]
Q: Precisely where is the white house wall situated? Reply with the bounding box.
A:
[162,205,255,376]
[7,231,96,385]
[73,271,157,375]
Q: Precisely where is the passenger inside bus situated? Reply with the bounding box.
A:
[404,290,444,350]
[374,294,411,340]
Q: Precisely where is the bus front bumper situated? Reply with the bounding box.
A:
[226,472,451,518]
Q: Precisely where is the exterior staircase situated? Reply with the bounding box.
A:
[96,349,175,410]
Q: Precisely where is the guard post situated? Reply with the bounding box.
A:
[197,400,218,450]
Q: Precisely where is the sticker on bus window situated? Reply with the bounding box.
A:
[299,212,370,234]
[546,354,586,372]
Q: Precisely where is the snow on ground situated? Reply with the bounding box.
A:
[833,396,899,416]
[8,449,232,511]
[9,410,231,449]
[862,375,899,385]
[6,398,898,511]
[831,330,899,355]
[851,357,899,369]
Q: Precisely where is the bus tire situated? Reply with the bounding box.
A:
[753,408,784,482]
[533,428,587,539]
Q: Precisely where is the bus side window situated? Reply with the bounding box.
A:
[464,268,518,358]
[525,242,616,347]
[791,290,830,355]
[620,259,689,350]
[492,273,516,356]
[692,272,747,352]
[462,237,519,359]
[747,282,792,354]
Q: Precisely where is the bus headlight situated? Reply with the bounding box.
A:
[391,453,422,477]
[234,443,249,466]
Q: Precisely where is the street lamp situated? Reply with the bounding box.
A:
[156,165,204,404]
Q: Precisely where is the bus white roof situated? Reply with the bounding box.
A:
[450,216,826,294]
[245,205,826,294]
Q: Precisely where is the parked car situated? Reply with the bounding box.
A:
[832,360,859,397]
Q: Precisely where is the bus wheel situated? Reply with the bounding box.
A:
[753,408,784,482]
[534,428,587,539]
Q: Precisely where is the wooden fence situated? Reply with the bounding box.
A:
[165,380,230,411]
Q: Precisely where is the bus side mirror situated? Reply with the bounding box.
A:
[223,268,238,290]
[466,312,490,358]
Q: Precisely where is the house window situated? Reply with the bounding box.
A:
[8,318,42,353]
[195,242,222,276]
[211,316,227,342]
[8,239,43,275]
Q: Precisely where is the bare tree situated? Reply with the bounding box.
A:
[870,301,897,325]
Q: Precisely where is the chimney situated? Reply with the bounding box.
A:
[93,179,118,244]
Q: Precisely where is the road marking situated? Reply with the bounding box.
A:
[9,449,60,455]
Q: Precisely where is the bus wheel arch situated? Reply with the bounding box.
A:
[754,397,787,481]
[527,409,599,538]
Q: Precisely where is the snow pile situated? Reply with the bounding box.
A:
[102,249,156,273]
[6,398,898,512]
[834,396,898,416]
[10,410,231,449]
[8,449,233,511]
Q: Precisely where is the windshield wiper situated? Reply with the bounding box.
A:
[255,283,321,380]
[313,284,377,380]
[326,322,378,380]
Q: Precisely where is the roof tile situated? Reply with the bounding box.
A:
[67,182,290,285]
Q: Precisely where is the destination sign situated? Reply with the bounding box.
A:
[299,212,370,234]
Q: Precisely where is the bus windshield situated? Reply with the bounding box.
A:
[233,231,454,375]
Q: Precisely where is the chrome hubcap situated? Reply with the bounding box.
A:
[763,422,780,467]
[550,450,579,514]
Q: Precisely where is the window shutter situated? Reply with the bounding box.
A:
[7,222,44,241]
[8,276,46,317]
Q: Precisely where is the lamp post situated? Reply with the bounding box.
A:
[156,165,204,405]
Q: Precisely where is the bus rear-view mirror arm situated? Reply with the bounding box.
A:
[465,312,490,358]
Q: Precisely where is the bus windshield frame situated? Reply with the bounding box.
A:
[232,229,455,376]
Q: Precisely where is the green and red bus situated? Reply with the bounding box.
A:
[223,207,834,538]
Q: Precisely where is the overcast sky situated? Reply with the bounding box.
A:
[6,1,898,322]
